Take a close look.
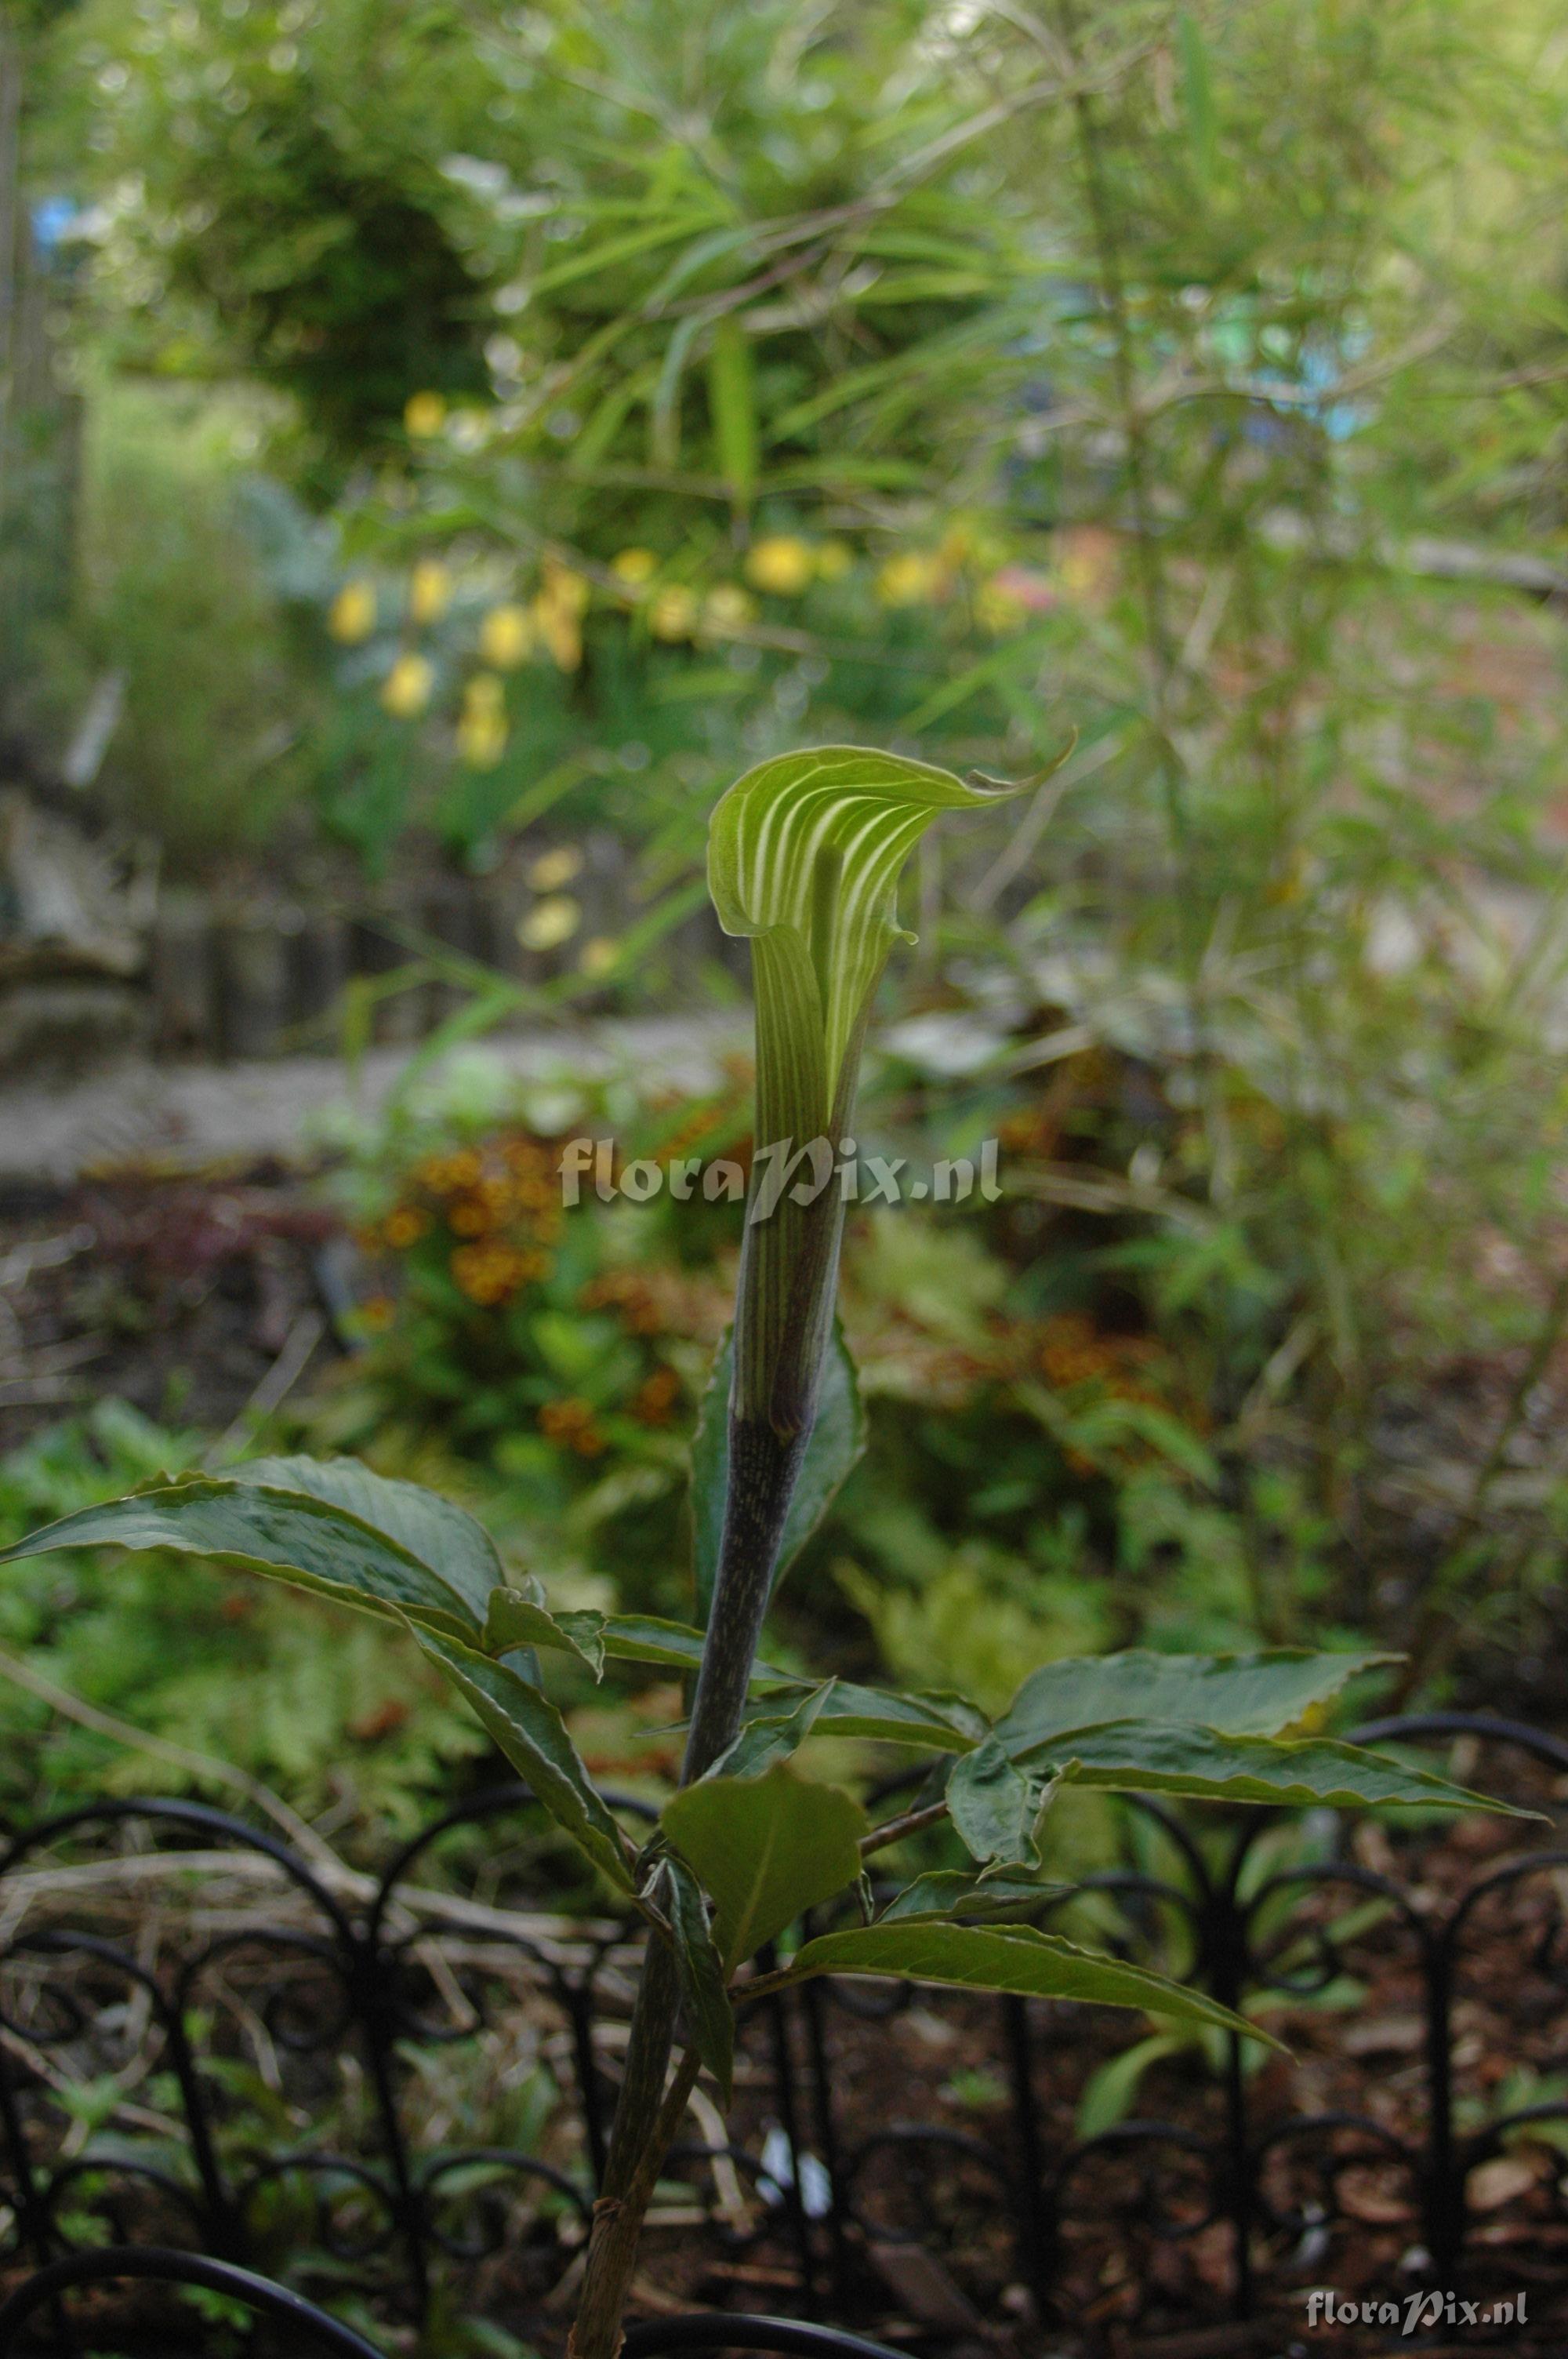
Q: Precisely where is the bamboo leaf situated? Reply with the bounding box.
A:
[1177,10,1219,187]
[708,314,758,503]
[662,1763,868,1972]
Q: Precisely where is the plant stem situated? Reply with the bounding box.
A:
[568,2041,704,2359]
[568,1412,809,2359]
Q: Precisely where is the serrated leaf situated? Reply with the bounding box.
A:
[662,1856,735,2103]
[0,1469,491,1641]
[485,1589,605,1677]
[1052,1723,1531,1816]
[711,1679,837,1780]
[408,1625,637,1892]
[691,1325,864,1619]
[996,1649,1393,1757]
[773,1921,1283,2047]
[662,1763,868,1972]
[880,1869,1065,1925]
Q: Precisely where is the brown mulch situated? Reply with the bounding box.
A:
[0,1169,342,1452]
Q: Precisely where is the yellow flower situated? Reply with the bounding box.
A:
[649,584,698,641]
[517,895,581,951]
[533,598,583,671]
[457,686,508,768]
[405,390,448,438]
[380,652,434,717]
[701,583,757,635]
[540,560,590,616]
[409,558,453,626]
[328,580,377,644]
[875,551,942,607]
[528,844,584,892]
[579,935,619,978]
[744,536,814,595]
[814,538,853,581]
[611,547,659,587]
[357,1293,397,1332]
[479,602,534,668]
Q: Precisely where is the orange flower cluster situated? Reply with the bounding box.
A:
[630,1366,681,1425]
[365,1132,564,1308]
[539,1395,607,1456]
[449,1241,550,1306]
[582,1264,728,1341]
[1035,1311,1162,1398]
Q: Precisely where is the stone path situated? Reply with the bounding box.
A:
[0,1016,748,1185]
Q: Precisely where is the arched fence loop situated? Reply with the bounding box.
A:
[0,1715,1565,2347]
[0,2245,389,2357]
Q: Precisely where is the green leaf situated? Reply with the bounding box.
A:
[662,1762,868,1972]
[485,1588,605,1677]
[662,1856,735,2104]
[408,1626,637,1892]
[1052,1723,1531,1816]
[234,1458,502,1626]
[691,1325,865,1619]
[0,1467,495,1641]
[1177,9,1219,187]
[773,1922,1283,2047]
[996,1649,1393,1755]
[1076,2034,1190,2142]
[946,1736,1047,1867]
[750,1680,980,1753]
[708,314,757,503]
[600,1613,711,1670]
[710,1679,836,1780]
[880,1869,1065,1925]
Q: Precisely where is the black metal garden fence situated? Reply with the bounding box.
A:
[3,1713,1568,2352]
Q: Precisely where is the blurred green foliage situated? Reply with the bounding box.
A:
[4,0,1568,1769]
